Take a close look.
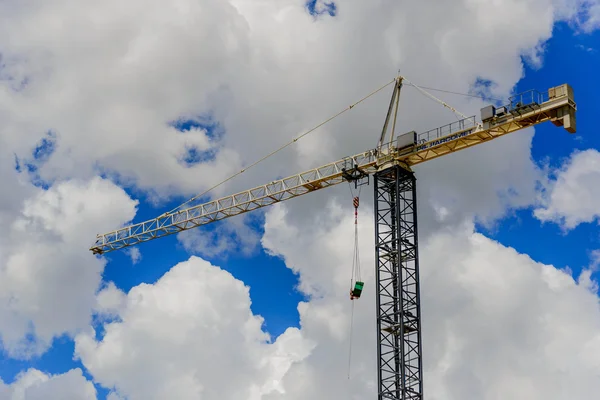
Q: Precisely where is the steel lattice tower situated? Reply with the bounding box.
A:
[374,165,423,400]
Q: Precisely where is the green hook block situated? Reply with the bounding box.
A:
[352,281,364,298]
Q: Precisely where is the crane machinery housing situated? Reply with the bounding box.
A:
[90,77,576,400]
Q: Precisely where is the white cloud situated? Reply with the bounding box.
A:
[0,0,592,204]
[0,140,36,231]
[261,200,374,300]
[554,0,600,31]
[95,282,127,319]
[415,128,542,233]
[578,249,600,294]
[534,149,600,230]
[0,368,96,400]
[74,256,314,400]
[74,201,600,399]
[591,249,600,267]
[0,177,137,358]
[589,2,600,30]
[177,215,261,259]
[419,223,600,399]
[260,202,600,400]
[125,247,142,265]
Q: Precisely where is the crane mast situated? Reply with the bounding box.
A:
[90,78,576,400]
[374,165,422,399]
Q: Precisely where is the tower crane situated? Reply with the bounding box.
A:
[90,76,576,400]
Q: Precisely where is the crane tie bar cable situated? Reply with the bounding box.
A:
[404,83,504,102]
[401,77,481,127]
[163,77,397,216]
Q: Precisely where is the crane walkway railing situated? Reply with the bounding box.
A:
[91,149,380,254]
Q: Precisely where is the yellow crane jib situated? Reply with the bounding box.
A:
[90,83,576,256]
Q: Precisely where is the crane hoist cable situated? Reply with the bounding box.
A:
[349,194,363,300]
[347,181,364,379]
[347,178,364,301]
[347,297,355,380]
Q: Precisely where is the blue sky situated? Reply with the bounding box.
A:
[480,22,600,277]
[1,3,599,399]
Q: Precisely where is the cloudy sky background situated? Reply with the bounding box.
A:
[1,0,600,399]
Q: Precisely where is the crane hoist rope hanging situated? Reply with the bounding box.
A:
[346,180,364,381]
[161,78,397,217]
[348,185,363,300]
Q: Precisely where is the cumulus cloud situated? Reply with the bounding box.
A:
[261,203,378,399]
[177,215,261,259]
[420,223,600,399]
[0,177,137,358]
[534,149,600,230]
[72,200,600,399]
[415,127,542,233]
[95,282,127,319]
[0,140,36,230]
[260,202,600,400]
[125,247,142,265]
[554,0,600,32]
[0,0,592,204]
[74,256,314,400]
[0,368,96,400]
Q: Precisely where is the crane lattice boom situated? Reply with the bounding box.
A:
[90,83,575,255]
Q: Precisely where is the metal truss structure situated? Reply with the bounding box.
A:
[90,82,576,255]
[90,149,380,254]
[375,165,422,400]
